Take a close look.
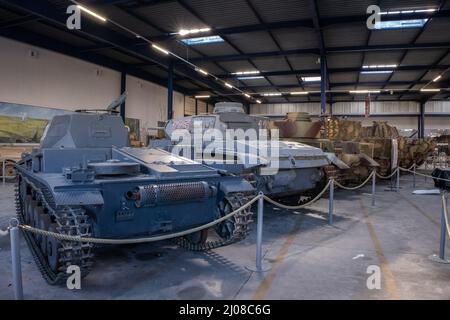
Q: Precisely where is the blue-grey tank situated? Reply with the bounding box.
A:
[151,102,330,202]
[15,99,255,285]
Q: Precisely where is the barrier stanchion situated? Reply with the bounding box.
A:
[396,168,400,192]
[413,164,416,188]
[329,179,334,225]
[247,193,271,272]
[2,160,5,185]
[371,171,376,207]
[9,218,23,300]
[439,193,447,261]
[429,191,450,264]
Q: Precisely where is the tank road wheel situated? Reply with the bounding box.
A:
[46,224,60,272]
[38,211,51,255]
[185,229,209,245]
[215,198,236,239]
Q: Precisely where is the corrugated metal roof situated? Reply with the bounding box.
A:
[330,72,358,83]
[250,0,312,23]
[267,75,299,85]
[138,1,205,32]
[327,53,364,68]
[101,6,163,37]
[324,24,369,47]
[226,32,279,53]
[287,55,320,69]
[2,0,449,102]
[273,28,319,50]
[188,0,260,28]
[380,0,441,11]
[217,60,256,72]
[318,0,374,18]
[369,29,419,46]
[253,56,290,71]
[192,42,239,56]
[401,49,447,65]
[390,70,424,81]
[364,51,404,65]
[416,18,450,43]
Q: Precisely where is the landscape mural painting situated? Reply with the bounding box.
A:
[0,102,72,144]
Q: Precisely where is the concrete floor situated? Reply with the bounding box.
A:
[0,175,449,300]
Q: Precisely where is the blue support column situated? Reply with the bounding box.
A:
[167,60,174,120]
[419,102,425,138]
[120,71,126,121]
[320,56,327,116]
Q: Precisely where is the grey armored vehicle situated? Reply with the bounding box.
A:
[151,102,330,203]
[15,97,255,285]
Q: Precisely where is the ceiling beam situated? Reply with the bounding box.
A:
[212,65,450,79]
[2,0,248,103]
[184,43,450,63]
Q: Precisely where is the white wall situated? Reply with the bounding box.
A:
[0,37,121,111]
[125,75,184,129]
[0,36,185,125]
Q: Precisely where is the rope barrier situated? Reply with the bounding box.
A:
[400,167,450,183]
[334,171,375,191]
[16,163,449,244]
[263,179,332,210]
[20,195,261,245]
[376,168,399,180]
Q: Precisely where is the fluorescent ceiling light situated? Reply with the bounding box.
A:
[420,88,441,92]
[231,71,260,75]
[433,75,442,82]
[374,19,428,30]
[349,90,381,94]
[361,70,394,74]
[362,64,398,69]
[290,91,309,95]
[237,76,265,80]
[244,93,251,98]
[301,76,321,82]
[78,5,107,22]
[262,93,282,96]
[195,95,210,98]
[180,35,224,45]
[415,9,437,13]
[380,9,436,15]
[224,82,233,89]
[256,100,262,104]
[178,28,211,36]
[195,68,208,76]
[152,44,169,55]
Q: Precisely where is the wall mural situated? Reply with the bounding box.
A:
[0,102,142,146]
[0,102,72,143]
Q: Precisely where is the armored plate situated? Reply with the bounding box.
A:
[88,160,140,175]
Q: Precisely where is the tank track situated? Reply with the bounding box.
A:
[15,172,94,285]
[175,193,254,252]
